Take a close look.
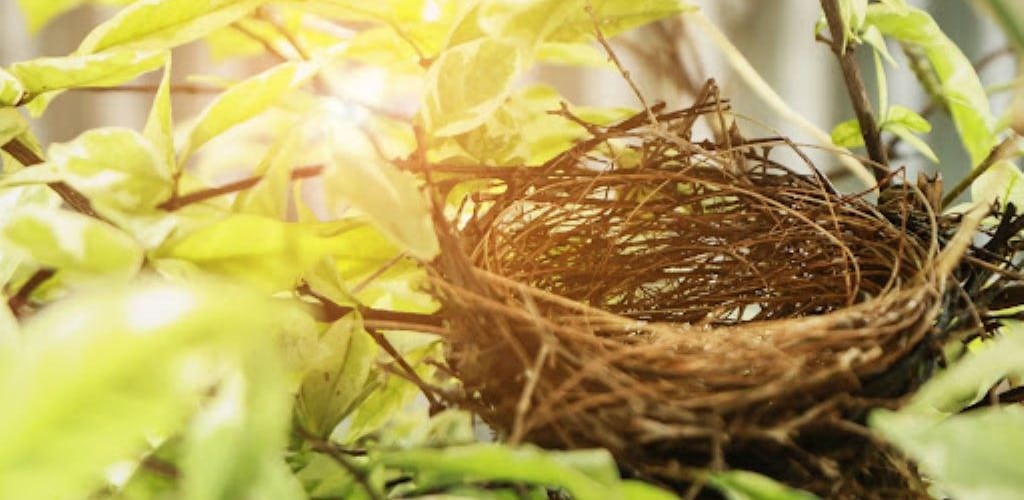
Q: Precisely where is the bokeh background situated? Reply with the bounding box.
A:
[1,0,1018,192]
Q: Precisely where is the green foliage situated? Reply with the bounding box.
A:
[864,3,998,167]
[707,471,818,500]
[378,443,678,499]
[180,61,319,162]
[0,279,293,499]
[6,50,167,106]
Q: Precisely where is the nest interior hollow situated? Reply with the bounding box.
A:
[427,83,952,496]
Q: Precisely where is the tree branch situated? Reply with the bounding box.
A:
[2,139,109,221]
[820,0,889,181]
[157,164,325,211]
[6,268,56,317]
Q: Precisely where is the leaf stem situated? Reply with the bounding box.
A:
[157,164,324,210]
[820,0,889,181]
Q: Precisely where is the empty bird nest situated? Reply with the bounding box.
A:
[413,81,1024,498]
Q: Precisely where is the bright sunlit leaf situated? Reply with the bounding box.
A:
[144,58,176,177]
[47,128,173,213]
[296,317,379,438]
[708,470,819,500]
[6,50,166,105]
[77,0,271,53]
[179,61,319,162]
[422,37,524,136]
[325,124,440,260]
[0,206,143,280]
[379,444,678,499]
[155,214,337,291]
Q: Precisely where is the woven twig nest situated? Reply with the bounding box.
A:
[425,85,983,496]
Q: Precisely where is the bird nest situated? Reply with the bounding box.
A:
[421,83,1013,497]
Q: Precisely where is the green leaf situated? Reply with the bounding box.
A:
[47,128,173,213]
[904,322,1024,414]
[0,109,29,148]
[232,131,299,219]
[78,0,271,54]
[866,4,997,167]
[155,214,336,291]
[379,444,678,500]
[325,125,439,260]
[0,279,288,499]
[0,69,25,107]
[871,407,1024,500]
[707,470,819,500]
[144,58,176,177]
[296,317,379,438]
[883,105,931,133]
[886,124,938,163]
[0,206,143,280]
[837,0,868,50]
[422,37,524,136]
[7,50,166,105]
[180,61,318,161]
[341,334,439,442]
[830,118,864,148]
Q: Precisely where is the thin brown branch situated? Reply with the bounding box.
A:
[157,164,324,211]
[585,1,659,128]
[820,0,889,181]
[7,268,56,317]
[366,327,446,414]
[2,139,109,221]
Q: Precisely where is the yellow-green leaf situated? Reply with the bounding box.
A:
[423,37,524,136]
[232,131,298,219]
[144,58,175,177]
[296,317,379,438]
[0,69,25,107]
[48,128,173,213]
[155,214,333,291]
[78,0,271,54]
[0,109,29,148]
[830,118,864,148]
[7,50,166,104]
[708,470,818,500]
[0,207,143,280]
[180,61,318,162]
[325,124,439,260]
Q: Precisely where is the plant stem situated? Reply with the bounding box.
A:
[157,164,324,210]
[820,0,889,181]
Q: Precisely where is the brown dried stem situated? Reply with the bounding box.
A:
[820,0,889,180]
